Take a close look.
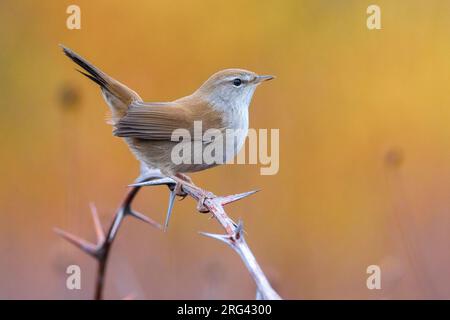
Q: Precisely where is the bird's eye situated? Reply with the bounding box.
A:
[232,78,242,87]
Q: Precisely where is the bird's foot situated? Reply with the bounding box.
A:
[173,181,188,200]
[196,191,216,213]
[171,173,215,213]
[172,173,193,199]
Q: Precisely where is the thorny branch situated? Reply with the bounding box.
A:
[54,177,161,300]
[132,176,282,300]
[55,174,281,300]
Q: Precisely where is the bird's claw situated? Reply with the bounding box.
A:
[197,191,215,213]
[173,181,188,200]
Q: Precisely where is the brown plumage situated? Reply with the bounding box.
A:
[61,45,273,176]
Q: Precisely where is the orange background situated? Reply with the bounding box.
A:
[1,0,450,299]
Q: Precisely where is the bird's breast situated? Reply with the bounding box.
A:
[221,107,249,162]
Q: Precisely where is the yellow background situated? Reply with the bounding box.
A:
[0,0,449,299]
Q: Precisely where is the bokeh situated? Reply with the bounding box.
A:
[0,0,450,299]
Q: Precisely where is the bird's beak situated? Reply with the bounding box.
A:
[254,75,275,84]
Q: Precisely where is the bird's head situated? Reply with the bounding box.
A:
[196,69,274,110]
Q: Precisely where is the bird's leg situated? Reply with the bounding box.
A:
[172,173,192,199]
[171,173,215,213]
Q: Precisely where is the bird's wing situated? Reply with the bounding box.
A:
[114,100,225,141]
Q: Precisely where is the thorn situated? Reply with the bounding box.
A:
[128,210,162,229]
[219,190,260,206]
[89,202,105,244]
[129,177,176,187]
[234,220,244,239]
[164,189,177,232]
[199,231,231,245]
[54,228,100,258]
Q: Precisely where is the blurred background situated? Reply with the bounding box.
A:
[0,0,450,299]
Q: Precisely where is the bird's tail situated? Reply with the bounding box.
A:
[60,45,142,122]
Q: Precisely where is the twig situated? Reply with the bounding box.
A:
[54,178,161,300]
[132,176,282,300]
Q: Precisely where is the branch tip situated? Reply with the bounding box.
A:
[54,227,100,258]
[199,231,231,244]
[128,209,162,229]
[220,189,260,206]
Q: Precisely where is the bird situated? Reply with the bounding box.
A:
[60,45,274,229]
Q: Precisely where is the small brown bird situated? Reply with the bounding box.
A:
[61,45,274,228]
